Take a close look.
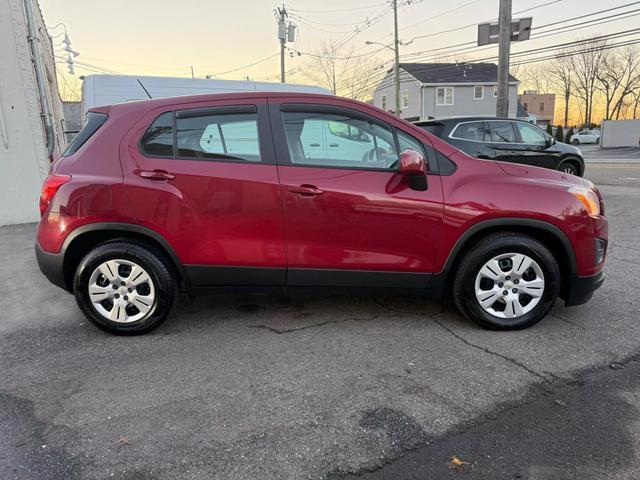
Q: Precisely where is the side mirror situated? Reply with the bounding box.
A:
[399,149,428,191]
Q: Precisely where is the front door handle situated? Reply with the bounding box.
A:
[289,184,324,197]
[139,169,175,181]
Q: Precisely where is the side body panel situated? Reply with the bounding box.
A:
[118,98,286,285]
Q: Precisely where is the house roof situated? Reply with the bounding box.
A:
[399,63,519,84]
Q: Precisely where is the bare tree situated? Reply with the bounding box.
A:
[56,71,82,102]
[547,54,573,128]
[517,64,553,93]
[600,46,640,120]
[567,37,608,126]
[299,42,382,101]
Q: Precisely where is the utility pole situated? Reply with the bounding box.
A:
[496,0,512,117]
[277,5,287,83]
[392,0,401,115]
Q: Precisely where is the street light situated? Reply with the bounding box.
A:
[365,39,401,115]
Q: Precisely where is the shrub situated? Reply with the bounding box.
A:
[546,124,553,136]
[565,127,574,143]
[555,125,564,143]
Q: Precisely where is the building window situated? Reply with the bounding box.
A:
[402,90,409,109]
[436,87,454,106]
[539,102,545,112]
[523,102,528,111]
[493,85,498,97]
[474,85,483,100]
[381,95,387,110]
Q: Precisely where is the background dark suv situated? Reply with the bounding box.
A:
[415,117,585,176]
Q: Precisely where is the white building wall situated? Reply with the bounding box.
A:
[426,84,519,119]
[601,120,640,148]
[373,72,519,121]
[372,70,422,119]
[0,0,65,225]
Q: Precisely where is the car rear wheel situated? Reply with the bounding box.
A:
[572,139,579,145]
[73,242,178,335]
[558,160,580,176]
[453,233,561,330]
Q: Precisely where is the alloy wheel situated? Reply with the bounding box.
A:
[474,253,545,319]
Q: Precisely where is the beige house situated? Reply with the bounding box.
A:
[518,91,555,127]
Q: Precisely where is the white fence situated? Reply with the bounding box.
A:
[601,119,640,148]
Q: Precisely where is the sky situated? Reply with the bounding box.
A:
[40,0,640,121]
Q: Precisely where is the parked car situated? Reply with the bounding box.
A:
[415,117,585,176]
[36,92,607,334]
[570,129,600,145]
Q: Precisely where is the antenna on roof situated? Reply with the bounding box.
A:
[137,79,152,99]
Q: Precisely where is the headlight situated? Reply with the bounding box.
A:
[568,187,600,216]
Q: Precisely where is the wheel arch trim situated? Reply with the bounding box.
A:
[440,217,577,276]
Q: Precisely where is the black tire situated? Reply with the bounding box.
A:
[572,139,579,145]
[557,160,580,176]
[73,242,178,335]
[452,233,561,330]
[596,137,600,144]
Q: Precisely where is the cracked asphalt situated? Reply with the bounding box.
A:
[1,162,639,480]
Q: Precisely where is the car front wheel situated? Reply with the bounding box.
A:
[558,160,580,176]
[572,139,579,145]
[74,242,178,335]
[453,233,561,330]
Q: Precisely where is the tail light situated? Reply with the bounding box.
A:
[39,174,71,216]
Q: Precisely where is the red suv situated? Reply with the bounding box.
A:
[36,92,607,334]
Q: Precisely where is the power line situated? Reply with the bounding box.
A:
[402,0,563,43]
[339,24,640,93]
[343,2,640,87]
[399,7,640,64]
[207,53,280,77]
[370,31,640,90]
[287,2,387,13]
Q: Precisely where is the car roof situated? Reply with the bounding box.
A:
[92,91,353,113]
[414,116,523,126]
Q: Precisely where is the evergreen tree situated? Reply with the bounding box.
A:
[565,127,574,143]
[555,125,564,143]
[546,124,553,136]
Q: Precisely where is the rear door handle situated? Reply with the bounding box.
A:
[289,184,324,196]
[329,143,339,147]
[139,169,175,181]
[309,143,320,147]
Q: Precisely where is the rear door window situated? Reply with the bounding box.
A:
[451,122,486,142]
[176,112,261,162]
[488,121,517,143]
[62,111,108,156]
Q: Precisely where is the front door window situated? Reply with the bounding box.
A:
[281,111,398,169]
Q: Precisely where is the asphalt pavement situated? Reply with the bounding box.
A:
[1,162,639,480]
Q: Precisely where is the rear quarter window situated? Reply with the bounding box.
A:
[416,123,443,137]
[140,112,174,157]
[62,111,108,156]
